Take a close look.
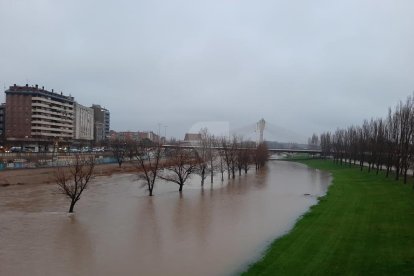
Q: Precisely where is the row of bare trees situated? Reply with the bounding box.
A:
[55,129,269,213]
[129,130,269,195]
[320,94,414,186]
[115,130,269,191]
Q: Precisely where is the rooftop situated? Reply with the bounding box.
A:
[6,84,74,102]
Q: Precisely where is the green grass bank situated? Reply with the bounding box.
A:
[243,159,414,275]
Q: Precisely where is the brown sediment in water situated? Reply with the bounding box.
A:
[0,159,178,186]
[0,161,331,276]
[0,163,138,186]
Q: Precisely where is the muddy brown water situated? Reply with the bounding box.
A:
[0,161,331,276]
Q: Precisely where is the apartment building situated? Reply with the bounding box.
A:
[74,103,94,141]
[5,84,75,149]
[91,104,110,143]
[0,103,5,144]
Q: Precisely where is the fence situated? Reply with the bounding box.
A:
[0,152,116,171]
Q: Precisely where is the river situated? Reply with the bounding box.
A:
[0,161,331,276]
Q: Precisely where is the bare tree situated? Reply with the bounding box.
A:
[160,147,197,193]
[55,155,95,213]
[320,132,332,158]
[220,137,232,179]
[194,128,209,186]
[236,137,244,176]
[207,134,217,184]
[135,141,163,196]
[229,136,239,178]
[317,93,414,187]
[110,138,126,168]
[255,142,269,170]
[235,137,254,176]
[243,142,256,174]
[126,139,138,162]
[308,133,319,150]
[216,137,227,181]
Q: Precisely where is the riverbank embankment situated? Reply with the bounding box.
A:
[0,162,138,186]
[243,159,414,275]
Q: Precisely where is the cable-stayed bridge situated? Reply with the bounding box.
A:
[229,118,308,145]
[169,119,321,154]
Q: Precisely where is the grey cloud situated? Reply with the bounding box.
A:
[1,0,414,141]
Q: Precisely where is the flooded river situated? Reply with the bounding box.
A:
[0,161,331,276]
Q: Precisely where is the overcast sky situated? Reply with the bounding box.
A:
[1,0,414,142]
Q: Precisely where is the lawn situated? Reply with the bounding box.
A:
[243,159,414,275]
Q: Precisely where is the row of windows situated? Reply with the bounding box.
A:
[32,112,74,121]
[32,125,73,131]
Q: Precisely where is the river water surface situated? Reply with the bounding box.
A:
[0,161,331,276]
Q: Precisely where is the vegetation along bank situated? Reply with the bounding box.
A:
[243,159,414,275]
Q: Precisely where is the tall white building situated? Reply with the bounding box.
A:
[74,103,94,141]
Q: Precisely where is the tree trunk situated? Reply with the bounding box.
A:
[201,167,205,186]
[404,168,408,184]
[395,161,400,181]
[179,184,183,192]
[69,200,76,213]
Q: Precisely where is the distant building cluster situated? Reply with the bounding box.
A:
[183,133,202,145]
[0,84,110,152]
[109,130,163,144]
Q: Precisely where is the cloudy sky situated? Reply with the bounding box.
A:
[1,0,414,141]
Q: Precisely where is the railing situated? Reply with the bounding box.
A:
[0,151,112,158]
[0,151,115,171]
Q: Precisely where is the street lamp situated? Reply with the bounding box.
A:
[164,125,167,143]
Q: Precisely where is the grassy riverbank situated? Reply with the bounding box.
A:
[243,159,414,275]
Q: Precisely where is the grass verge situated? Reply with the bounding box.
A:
[243,159,414,275]
[278,153,316,161]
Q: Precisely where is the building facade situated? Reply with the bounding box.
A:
[5,84,75,149]
[139,131,160,143]
[0,103,5,144]
[109,131,161,143]
[74,103,94,141]
[91,104,110,143]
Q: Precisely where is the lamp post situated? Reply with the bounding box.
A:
[158,123,161,144]
[164,125,167,143]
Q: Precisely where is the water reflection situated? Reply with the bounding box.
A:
[0,161,331,276]
[53,216,95,275]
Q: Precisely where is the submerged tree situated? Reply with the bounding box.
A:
[194,129,209,186]
[135,141,163,196]
[160,148,196,193]
[110,138,126,168]
[216,137,227,181]
[255,142,269,170]
[55,155,95,213]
